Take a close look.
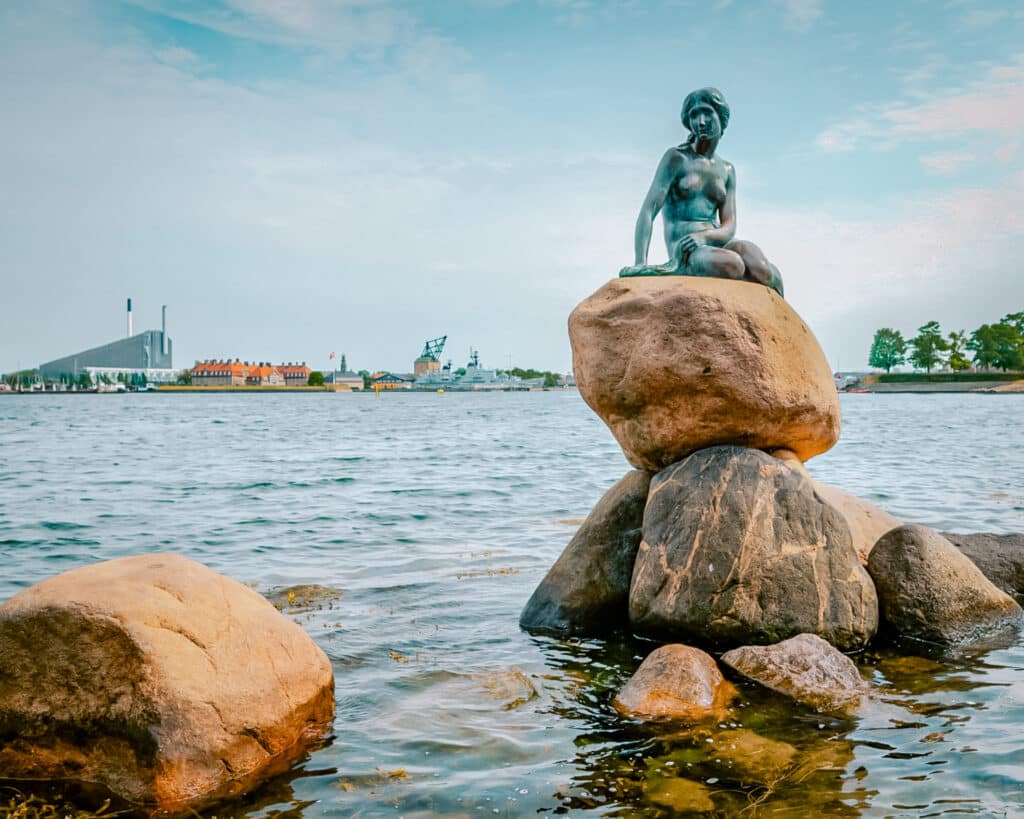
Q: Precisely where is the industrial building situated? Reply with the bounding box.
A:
[39,300,176,383]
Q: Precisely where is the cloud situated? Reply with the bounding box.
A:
[816,54,1024,152]
[918,150,976,174]
[742,172,1024,364]
[125,0,427,59]
[778,0,823,32]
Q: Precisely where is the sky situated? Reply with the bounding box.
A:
[2,0,1023,375]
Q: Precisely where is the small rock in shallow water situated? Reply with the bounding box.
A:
[613,644,736,721]
[721,633,869,714]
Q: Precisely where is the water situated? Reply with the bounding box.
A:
[1,392,1023,817]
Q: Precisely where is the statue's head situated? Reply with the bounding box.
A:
[681,87,730,141]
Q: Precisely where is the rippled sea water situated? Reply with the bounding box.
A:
[1,391,1023,817]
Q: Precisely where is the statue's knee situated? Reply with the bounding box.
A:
[720,252,745,279]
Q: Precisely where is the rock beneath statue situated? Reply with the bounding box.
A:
[721,634,869,714]
[613,644,736,720]
[812,481,901,565]
[569,277,840,472]
[629,447,877,650]
[520,469,650,636]
[942,532,1024,597]
[0,554,335,814]
[868,525,1022,644]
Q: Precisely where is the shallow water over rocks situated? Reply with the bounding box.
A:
[1,391,1023,816]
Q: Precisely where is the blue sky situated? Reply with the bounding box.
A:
[2,0,1023,373]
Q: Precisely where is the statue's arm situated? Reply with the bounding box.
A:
[701,164,737,246]
[633,150,676,265]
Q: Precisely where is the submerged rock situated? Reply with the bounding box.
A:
[613,644,736,720]
[629,447,878,650]
[943,532,1024,597]
[868,525,1023,643]
[721,633,869,713]
[266,583,342,612]
[520,469,650,635]
[569,277,840,472]
[0,554,335,814]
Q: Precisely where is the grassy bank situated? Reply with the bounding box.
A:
[874,372,1024,383]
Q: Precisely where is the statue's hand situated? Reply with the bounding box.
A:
[676,232,707,264]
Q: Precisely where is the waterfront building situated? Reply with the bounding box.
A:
[39,300,176,383]
[371,372,415,390]
[277,363,311,386]
[191,360,284,386]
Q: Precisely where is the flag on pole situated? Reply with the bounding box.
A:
[329,352,335,359]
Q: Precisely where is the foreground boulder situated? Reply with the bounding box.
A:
[0,554,335,813]
[630,447,877,650]
[868,525,1022,643]
[943,532,1024,597]
[613,644,736,720]
[813,481,901,565]
[721,634,868,713]
[520,470,650,635]
[569,277,840,471]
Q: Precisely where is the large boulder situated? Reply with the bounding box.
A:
[613,644,736,720]
[813,481,901,565]
[0,554,335,813]
[629,447,878,650]
[569,277,840,472]
[520,470,650,635]
[943,532,1024,597]
[721,634,868,713]
[867,525,1022,643]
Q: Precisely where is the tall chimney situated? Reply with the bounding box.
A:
[161,305,167,355]
[127,298,133,337]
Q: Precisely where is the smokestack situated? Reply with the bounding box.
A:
[161,305,167,355]
[127,298,133,337]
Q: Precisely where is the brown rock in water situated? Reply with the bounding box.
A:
[0,554,335,813]
[943,532,1024,596]
[813,481,901,565]
[613,644,736,720]
[520,469,651,635]
[868,525,1022,643]
[721,634,869,713]
[569,277,839,472]
[629,447,877,650]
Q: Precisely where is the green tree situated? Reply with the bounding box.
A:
[358,369,371,389]
[969,324,998,370]
[947,329,971,371]
[990,323,1024,371]
[542,372,559,388]
[77,372,92,389]
[178,368,192,385]
[868,328,907,373]
[1001,311,1024,335]
[307,370,325,386]
[909,321,948,373]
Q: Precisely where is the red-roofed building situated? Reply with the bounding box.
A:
[277,363,311,386]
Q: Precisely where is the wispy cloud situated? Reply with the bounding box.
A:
[816,54,1024,152]
[918,150,976,174]
[778,0,823,32]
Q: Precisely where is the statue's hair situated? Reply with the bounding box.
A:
[681,87,730,133]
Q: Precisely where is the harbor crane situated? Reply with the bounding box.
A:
[419,336,447,362]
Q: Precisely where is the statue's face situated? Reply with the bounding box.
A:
[688,103,722,141]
